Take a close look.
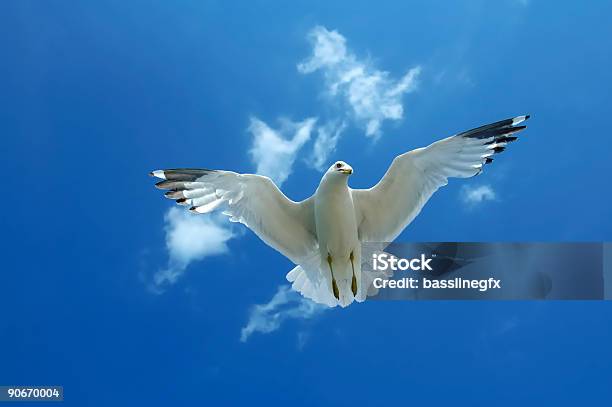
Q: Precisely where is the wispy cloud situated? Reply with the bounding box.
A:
[152,207,234,289]
[307,120,347,171]
[496,316,520,335]
[298,26,421,138]
[240,285,328,343]
[296,331,312,351]
[461,185,496,206]
[248,117,317,185]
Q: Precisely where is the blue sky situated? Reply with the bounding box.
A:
[1,1,612,405]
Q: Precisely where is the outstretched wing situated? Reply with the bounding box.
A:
[352,115,530,242]
[150,169,317,264]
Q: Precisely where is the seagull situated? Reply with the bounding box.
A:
[150,115,530,307]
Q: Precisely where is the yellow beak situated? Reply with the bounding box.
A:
[340,169,353,174]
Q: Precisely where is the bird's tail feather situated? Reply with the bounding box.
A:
[287,265,338,307]
[286,256,374,308]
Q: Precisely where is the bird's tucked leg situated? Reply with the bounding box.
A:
[327,253,339,300]
[350,251,357,297]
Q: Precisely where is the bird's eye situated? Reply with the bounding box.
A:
[336,163,342,169]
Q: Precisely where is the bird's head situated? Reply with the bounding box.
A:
[327,161,353,176]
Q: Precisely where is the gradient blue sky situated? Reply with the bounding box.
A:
[1,1,612,405]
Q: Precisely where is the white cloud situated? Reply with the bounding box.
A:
[248,117,317,185]
[153,207,234,288]
[240,285,328,342]
[298,26,421,138]
[307,120,347,171]
[461,185,496,206]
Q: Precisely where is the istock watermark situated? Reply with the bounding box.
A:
[361,242,611,300]
[370,252,501,292]
[372,253,433,271]
[372,276,501,292]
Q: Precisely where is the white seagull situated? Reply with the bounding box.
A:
[150,115,530,307]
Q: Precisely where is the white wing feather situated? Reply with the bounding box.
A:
[352,115,529,242]
[152,169,317,264]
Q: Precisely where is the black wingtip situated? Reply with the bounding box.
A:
[485,157,494,165]
[460,114,530,140]
[497,135,518,143]
[525,114,531,120]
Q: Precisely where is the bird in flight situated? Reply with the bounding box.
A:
[150,115,530,307]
